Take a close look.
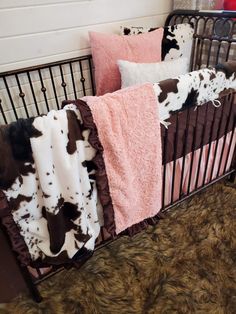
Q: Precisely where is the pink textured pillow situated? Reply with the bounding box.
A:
[89,29,164,95]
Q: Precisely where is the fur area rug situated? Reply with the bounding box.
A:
[2,181,236,314]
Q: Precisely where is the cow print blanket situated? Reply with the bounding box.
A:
[155,66,236,123]
[0,104,102,265]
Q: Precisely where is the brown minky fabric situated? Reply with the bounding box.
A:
[2,180,236,314]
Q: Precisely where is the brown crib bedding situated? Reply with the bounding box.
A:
[162,92,236,164]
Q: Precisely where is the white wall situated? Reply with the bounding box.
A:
[0,0,173,72]
[0,0,173,123]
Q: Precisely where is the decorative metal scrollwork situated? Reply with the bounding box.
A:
[214,19,231,38]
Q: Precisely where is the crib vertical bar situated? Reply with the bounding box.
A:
[36,268,43,279]
[0,98,8,124]
[209,97,226,181]
[215,41,222,65]
[206,40,214,67]
[49,67,60,110]
[26,72,40,116]
[225,42,232,61]
[190,36,197,71]
[88,57,95,96]
[193,17,206,69]
[225,22,234,62]
[191,34,201,71]
[217,94,234,177]
[223,117,236,174]
[171,113,179,204]
[202,105,217,186]
[15,74,29,118]
[173,15,179,25]
[79,61,86,96]
[101,227,105,242]
[198,18,209,66]
[162,127,168,209]
[38,69,50,112]
[21,266,42,303]
[195,37,202,70]
[187,106,200,195]
[3,76,18,120]
[59,65,68,100]
[217,133,229,177]
[179,107,190,199]
[194,103,209,190]
[69,62,77,99]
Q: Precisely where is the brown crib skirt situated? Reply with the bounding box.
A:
[161,93,236,164]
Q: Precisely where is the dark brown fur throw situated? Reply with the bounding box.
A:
[3,181,236,314]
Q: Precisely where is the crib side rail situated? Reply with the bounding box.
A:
[0,55,94,125]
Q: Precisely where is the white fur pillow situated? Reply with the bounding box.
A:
[117,57,189,88]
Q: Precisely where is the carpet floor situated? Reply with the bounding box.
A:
[2,181,236,314]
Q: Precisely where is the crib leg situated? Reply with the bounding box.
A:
[0,223,42,302]
[228,171,236,183]
[20,266,42,302]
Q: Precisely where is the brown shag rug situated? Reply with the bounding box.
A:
[2,181,236,314]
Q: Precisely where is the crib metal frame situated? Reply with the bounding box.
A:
[0,10,236,302]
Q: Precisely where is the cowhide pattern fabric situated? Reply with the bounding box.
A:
[120,23,194,64]
[154,66,236,122]
[0,104,102,263]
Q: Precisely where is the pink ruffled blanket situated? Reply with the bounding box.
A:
[84,83,162,234]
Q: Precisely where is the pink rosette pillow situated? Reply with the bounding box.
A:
[89,28,163,95]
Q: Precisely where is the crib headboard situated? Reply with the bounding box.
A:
[0,9,236,125]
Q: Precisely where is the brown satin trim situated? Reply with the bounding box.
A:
[68,99,117,238]
[0,190,32,266]
[0,190,8,217]
[63,100,166,238]
[122,212,165,237]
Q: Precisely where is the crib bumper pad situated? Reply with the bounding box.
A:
[155,63,236,122]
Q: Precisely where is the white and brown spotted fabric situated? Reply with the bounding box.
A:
[154,65,236,122]
[0,104,102,264]
[120,23,194,65]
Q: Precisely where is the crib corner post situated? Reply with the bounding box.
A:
[20,266,43,303]
[228,171,236,183]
